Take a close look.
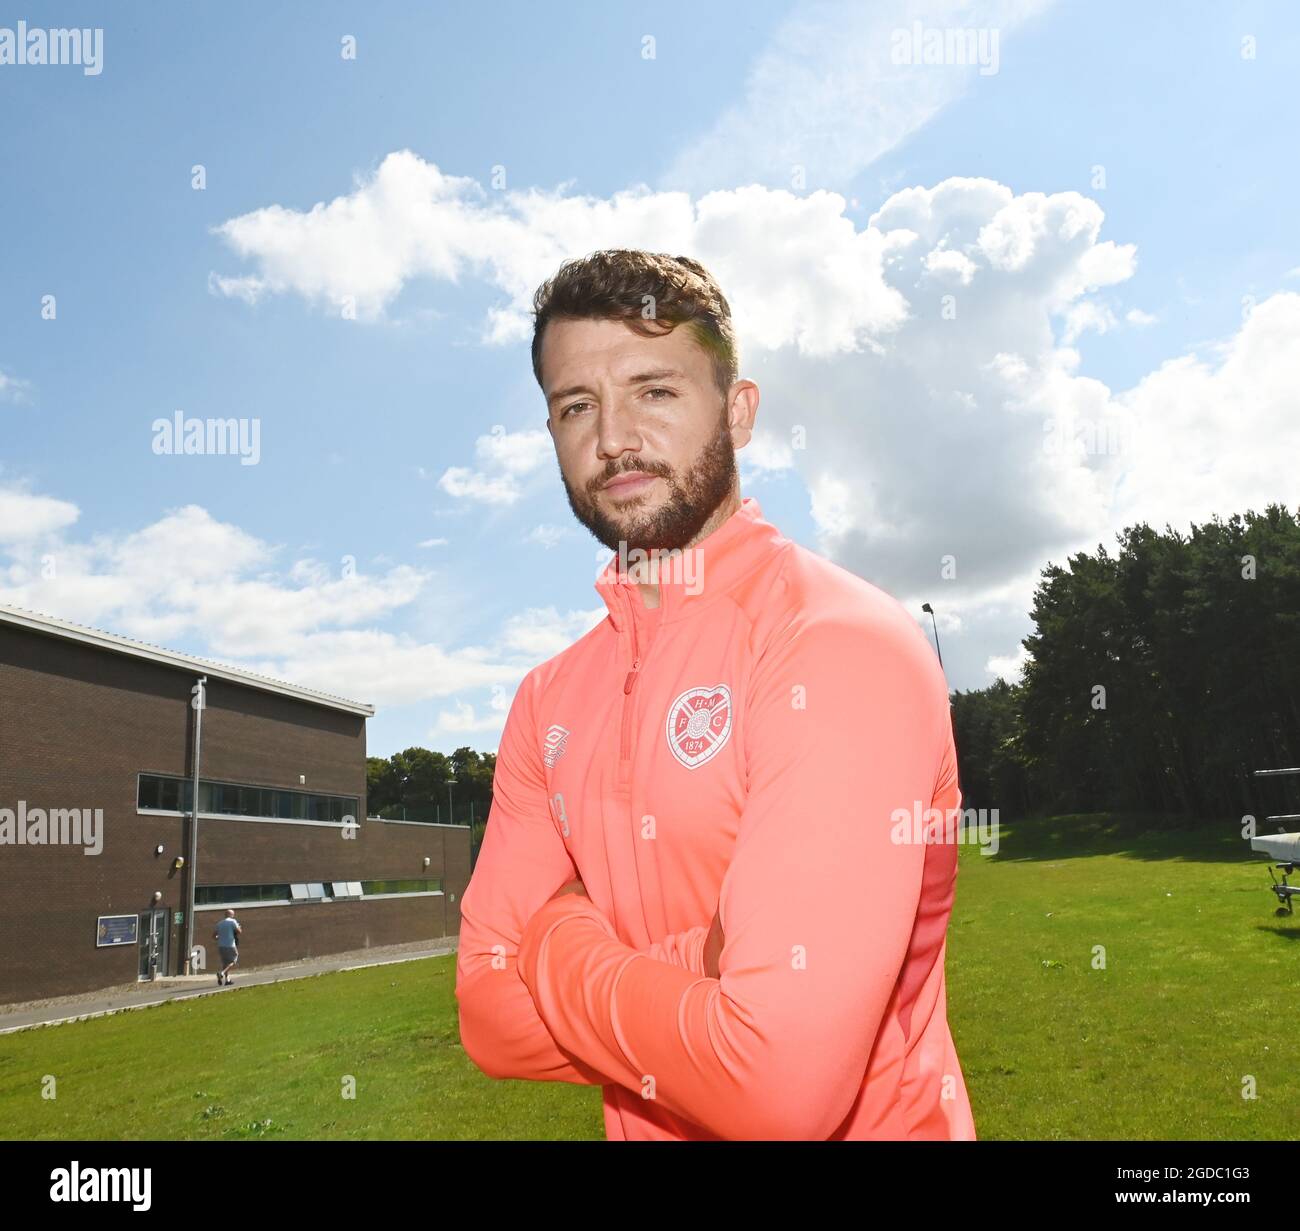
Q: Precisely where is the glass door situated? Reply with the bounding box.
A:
[137,909,169,980]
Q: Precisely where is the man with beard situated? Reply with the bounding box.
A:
[454,249,976,1142]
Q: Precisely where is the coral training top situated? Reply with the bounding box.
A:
[454,495,976,1140]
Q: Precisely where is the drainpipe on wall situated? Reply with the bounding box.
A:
[183,676,206,974]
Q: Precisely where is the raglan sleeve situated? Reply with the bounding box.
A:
[454,667,607,1085]
[515,602,951,1138]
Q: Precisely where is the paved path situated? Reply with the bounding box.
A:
[0,938,460,1035]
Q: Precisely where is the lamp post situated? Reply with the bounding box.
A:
[447,777,456,827]
[183,676,206,975]
[921,603,944,672]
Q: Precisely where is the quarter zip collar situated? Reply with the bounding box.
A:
[594,495,784,633]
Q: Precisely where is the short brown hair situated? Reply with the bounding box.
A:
[531,249,739,401]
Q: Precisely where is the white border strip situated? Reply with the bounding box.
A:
[138,808,352,830]
[369,818,471,829]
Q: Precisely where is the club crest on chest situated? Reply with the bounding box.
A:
[665,684,733,769]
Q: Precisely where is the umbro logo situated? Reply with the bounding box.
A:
[542,724,570,768]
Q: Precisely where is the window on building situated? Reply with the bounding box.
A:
[139,775,190,812]
[138,773,359,825]
[361,878,442,896]
[195,881,438,905]
[196,884,291,905]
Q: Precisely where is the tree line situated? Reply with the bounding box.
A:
[366,746,494,852]
[950,503,1300,825]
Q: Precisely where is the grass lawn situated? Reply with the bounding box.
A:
[0,812,1294,1139]
[0,957,603,1140]
[950,812,1299,1139]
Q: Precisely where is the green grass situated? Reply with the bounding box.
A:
[949,812,1299,1139]
[0,958,603,1140]
[1,812,1295,1139]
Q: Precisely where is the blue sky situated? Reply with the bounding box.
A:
[2,0,1297,757]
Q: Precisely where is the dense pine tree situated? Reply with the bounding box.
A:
[952,504,1300,823]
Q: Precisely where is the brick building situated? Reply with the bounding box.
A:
[0,604,470,1005]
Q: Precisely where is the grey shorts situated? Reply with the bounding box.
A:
[219,946,238,966]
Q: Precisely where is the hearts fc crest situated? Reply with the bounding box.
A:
[665,684,733,770]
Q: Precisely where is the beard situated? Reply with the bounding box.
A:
[562,405,738,554]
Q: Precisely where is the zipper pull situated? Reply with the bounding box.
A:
[623,658,640,694]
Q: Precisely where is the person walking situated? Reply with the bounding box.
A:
[214,909,241,986]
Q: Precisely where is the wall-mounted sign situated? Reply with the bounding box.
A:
[96,915,138,947]
[172,911,183,925]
